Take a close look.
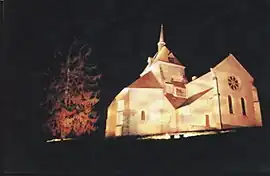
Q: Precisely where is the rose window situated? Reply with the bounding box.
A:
[228,76,240,90]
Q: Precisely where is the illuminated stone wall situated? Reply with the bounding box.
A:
[105,36,263,138]
[106,87,180,137]
[158,62,185,83]
[212,55,259,127]
[105,99,117,137]
[148,63,163,85]
[180,72,221,130]
[128,88,175,135]
[188,90,220,128]
[252,86,263,126]
[176,106,190,131]
[186,72,213,97]
[105,88,129,137]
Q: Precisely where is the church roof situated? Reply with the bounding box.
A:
[213,54,253,81]
[168,52,184,66]
[164,93,187,108]
[172,81,186,88]
[178,88,213,108]
[152,46,184,66]
[140,65,150,76]
[128,71,162,88]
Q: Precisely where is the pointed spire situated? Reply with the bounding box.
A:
[159,24,165,43]
[157,24,166,52]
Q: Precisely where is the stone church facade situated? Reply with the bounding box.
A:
[105,25,263,138]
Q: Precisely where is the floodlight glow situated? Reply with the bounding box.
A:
[105,25,263,139]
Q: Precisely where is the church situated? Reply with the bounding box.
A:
[105,25,263,138]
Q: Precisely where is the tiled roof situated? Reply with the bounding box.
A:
[164,93,187,108]
[172,81,186,88]
[168,52,184,66]
[128,71,162,88]
[213,54,253,82]
[152,46,184,66]
[178,88,213,108]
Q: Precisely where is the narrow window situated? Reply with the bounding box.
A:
[141,110,146,121]
[241,97,246,116]
[228,95,233,114]
[205,114,210,128]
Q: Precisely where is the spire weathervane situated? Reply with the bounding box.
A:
[157,24,166,52]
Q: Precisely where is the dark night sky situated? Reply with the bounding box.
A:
[5,0,270,140]
[4,0,270,172]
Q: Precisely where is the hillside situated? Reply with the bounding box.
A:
[31,127,270,174]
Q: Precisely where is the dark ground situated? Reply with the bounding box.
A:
[4,127,270,174]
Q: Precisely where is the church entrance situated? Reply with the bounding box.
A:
[205,114,210,129]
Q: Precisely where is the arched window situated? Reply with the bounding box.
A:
[228,95,233,114]
[241,97,246,116]
[141,110,146,121]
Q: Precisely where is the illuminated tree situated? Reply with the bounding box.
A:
[42,41,101,139]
